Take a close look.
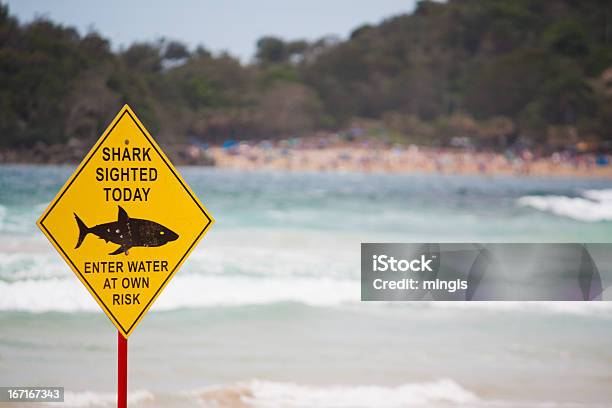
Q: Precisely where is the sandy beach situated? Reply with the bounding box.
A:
[2,138,610,179]
[206,142,612,178]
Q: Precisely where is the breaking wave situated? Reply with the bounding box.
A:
[199,379,477,408]
[1,273,611,317]
[52,390,154,407]
[49,380,610,407]
[49,379,477,408]
[0,275,359,312]
[517,189,612,222]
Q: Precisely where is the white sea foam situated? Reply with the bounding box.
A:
[185,235,357,279]
[422,300,612,317]
[583,188,612,202]
[0,275,359,312]
[241,379,477,408]
[1,273,611,316]
[192,379,478,408]
[45,381,604,408]
[156,275,358,308]
[46,390,154,407]
[0,252,69,281]
[0,278,98,312]
[43,380,476,408]
[0,202,44,233]
[517,189,612,222]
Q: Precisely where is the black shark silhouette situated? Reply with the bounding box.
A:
[74,206,179,255]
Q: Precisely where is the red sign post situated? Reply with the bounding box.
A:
[117,332,128,408]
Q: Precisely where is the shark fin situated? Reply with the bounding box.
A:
[109,245,131,256]
[74,213,90,249]
[118,206,129,225]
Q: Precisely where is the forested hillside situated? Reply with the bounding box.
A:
[1,0,611,151]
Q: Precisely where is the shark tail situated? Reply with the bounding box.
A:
[74,213,90,249]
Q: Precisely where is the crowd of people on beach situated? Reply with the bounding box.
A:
[196,134,611,178]
[1,132,609,178]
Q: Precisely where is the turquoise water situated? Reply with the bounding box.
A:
[1,165,611,407]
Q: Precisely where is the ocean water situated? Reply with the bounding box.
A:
[1,165,611,408]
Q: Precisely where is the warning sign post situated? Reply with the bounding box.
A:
[37,105,214,406]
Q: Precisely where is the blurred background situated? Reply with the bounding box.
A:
[1,1,612,407]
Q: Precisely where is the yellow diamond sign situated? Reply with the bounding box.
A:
[37,105,214,337]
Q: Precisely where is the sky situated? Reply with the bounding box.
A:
[5,0,417,62]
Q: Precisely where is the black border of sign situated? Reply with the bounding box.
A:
[39,109,212,335]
